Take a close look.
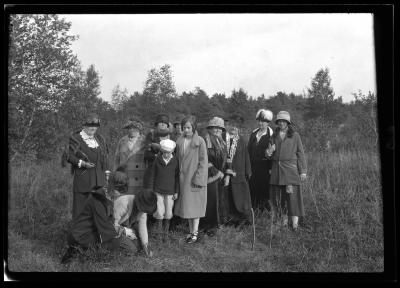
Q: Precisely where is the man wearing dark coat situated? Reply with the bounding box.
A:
[65,113,110,220]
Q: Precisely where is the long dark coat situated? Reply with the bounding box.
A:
[225,136,252,217]
[200,133,227,230]
[247,127,273,209]
[67,131,109,220]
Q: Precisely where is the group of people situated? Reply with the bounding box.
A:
[61,109,307,264]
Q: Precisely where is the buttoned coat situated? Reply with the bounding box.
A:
[113,134,147,170]
[269,131,307,186]
[67,131,109,194]
[173,132,208,218]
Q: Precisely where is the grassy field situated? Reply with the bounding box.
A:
[7,150,383,272]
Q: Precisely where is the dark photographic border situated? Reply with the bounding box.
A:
[3,2,396,283]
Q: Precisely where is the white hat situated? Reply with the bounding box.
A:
[255,109,273,122]
[160,139,176,153]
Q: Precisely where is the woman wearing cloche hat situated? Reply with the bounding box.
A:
[248,109,274,211]
[113,117,147,195]
[200,116,228,237]
[266,111,307,231]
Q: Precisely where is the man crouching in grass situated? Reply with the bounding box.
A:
[61,170,157,264]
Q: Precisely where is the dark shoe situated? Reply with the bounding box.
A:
[186,231,199,244]
[61,246,78,264]
[206,230,215,237]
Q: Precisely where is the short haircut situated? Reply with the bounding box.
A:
[181,115,197,133]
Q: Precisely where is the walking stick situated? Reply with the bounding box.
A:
[251,207,256,251]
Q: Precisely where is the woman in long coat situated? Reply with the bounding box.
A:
[200,117,227,237]
[66,113,110,220]
[173,115,208,244]
[113,118,147,195]
[248,109,274,211]
[224,121,253,226]
[266,111,307,231]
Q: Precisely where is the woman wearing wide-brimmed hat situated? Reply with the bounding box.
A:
[266,111,307,231]
[199,116,228,237]
[66,113,110,220]
[113,118,147,195]
[248,109,274,211]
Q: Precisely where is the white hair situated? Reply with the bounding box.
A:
[255,109,273,122]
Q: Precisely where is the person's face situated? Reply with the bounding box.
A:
[183,122,194,136]
[228,126,239,136]
[175,124,182,133]
[84,126,98,136]
[277,120,288,130]
[128,127,140,137]
[157,122,168,130]
[162,151,172,159]
[209,127,222,137]
[258,120,269,130]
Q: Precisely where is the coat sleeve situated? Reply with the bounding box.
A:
[296,133,307,175]
[92,199,119,244]
[144,131,157,163]
[247,133,253,157]
[244,139,252,177]
[192,138,208,187]
[114,139,122,171]
[175,160,180,195]
[103,138,111,172]
[67,135,81,167]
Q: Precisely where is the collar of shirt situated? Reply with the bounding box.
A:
[162,154,173,165]
[80,130,99,148]
[80,129,94,140]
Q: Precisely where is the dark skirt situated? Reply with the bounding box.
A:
[226,184,251,221]
[269,185,305,217]
[249,161,271,210]
[200,180,225,230]
[72,191,90,221]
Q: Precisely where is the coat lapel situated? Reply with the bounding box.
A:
[180,132,200,164]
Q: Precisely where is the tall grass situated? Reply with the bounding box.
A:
[7,150,383,272]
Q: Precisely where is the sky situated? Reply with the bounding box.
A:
[62,13,376,103]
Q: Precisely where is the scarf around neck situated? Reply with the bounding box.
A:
[226,133,239,163]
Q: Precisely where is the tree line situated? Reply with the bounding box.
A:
[8,14,378,162]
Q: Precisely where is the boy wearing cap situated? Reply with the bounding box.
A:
[146,139,180,241]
